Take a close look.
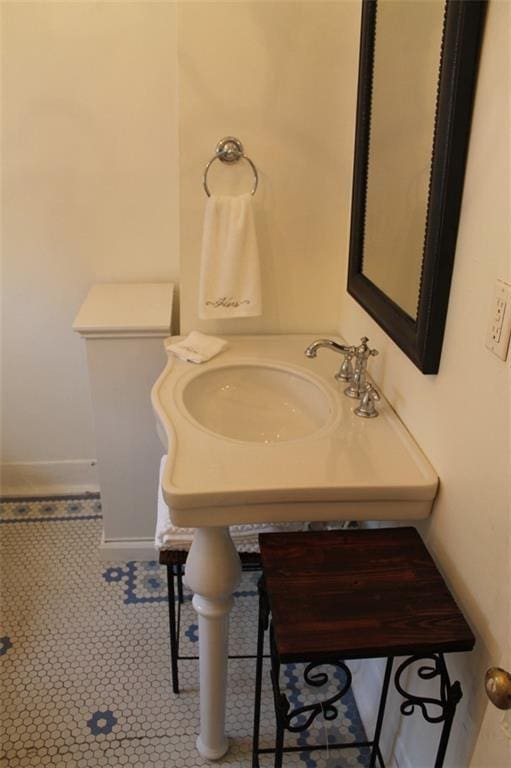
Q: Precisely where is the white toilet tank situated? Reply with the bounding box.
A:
[74,282,175,560]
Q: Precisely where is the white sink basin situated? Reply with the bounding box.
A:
[181,362,336,444]
[152,334,438,526]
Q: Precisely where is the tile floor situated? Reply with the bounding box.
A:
[0,497,370,767]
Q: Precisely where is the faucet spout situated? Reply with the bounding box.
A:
[304,338,353,358]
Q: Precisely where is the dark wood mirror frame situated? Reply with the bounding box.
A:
[347,0,487,373]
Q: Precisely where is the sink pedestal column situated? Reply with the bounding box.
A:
[184,526,242,759]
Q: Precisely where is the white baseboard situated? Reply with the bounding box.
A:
[0,460,100,498]
[99,531,158,562]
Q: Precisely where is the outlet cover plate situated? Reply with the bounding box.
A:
[486,280,511,360]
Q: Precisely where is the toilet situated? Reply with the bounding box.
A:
[74,282,175,560]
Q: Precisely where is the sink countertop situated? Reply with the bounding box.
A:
[151,335,438,526]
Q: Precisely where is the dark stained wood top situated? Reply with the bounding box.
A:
[259,527,475,663]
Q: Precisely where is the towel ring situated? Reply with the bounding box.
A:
[203,137,258,197]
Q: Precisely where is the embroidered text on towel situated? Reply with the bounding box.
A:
[205,297,251,309]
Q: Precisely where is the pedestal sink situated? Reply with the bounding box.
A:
[151,334,438,759]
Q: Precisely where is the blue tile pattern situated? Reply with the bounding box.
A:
[185,623,199,644]
[1,496,369,767]
[0,497,102,525]
[102,561,169,604]
[0,636,13,656]
[87,710,118,736]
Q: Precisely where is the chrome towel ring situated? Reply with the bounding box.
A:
[203,137,258,197]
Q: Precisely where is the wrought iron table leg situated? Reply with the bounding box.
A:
[434,658,463,768]
[177,562,185,604]
[252,579,269,768]
[166,564,180,694]
[270,625,285,768]
[369,657,394,768]
[274,714,285,768]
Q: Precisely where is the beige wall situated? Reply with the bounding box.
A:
[178,0,359,335]
[1,1,179,489]
[339,2,510,765]
[2,0,360,491]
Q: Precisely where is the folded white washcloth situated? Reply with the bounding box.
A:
[165,331,227,364]
[155,463,197,549]
[198,193,262,319]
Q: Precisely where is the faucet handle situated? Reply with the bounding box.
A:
[355,336,379,361]
[345,336,379,397]
[334,347,355,382]
[354,383,380,419]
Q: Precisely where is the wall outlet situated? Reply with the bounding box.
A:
[486,280,511,360]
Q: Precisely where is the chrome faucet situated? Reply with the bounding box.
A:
[304,338,356,382]
[305,336,379,393]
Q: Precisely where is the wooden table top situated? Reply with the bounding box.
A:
[259,527,475,663]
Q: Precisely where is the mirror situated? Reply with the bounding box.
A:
[348,0,486,373]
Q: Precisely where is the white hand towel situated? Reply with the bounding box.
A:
[165,331,227,364]
[198,193,262,319]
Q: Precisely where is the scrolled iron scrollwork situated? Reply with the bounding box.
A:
[281,662,353,733]
[395,654,462,724]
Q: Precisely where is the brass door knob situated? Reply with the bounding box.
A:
[485,667,511,710]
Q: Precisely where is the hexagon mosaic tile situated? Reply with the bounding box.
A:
[0,497,369,767]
